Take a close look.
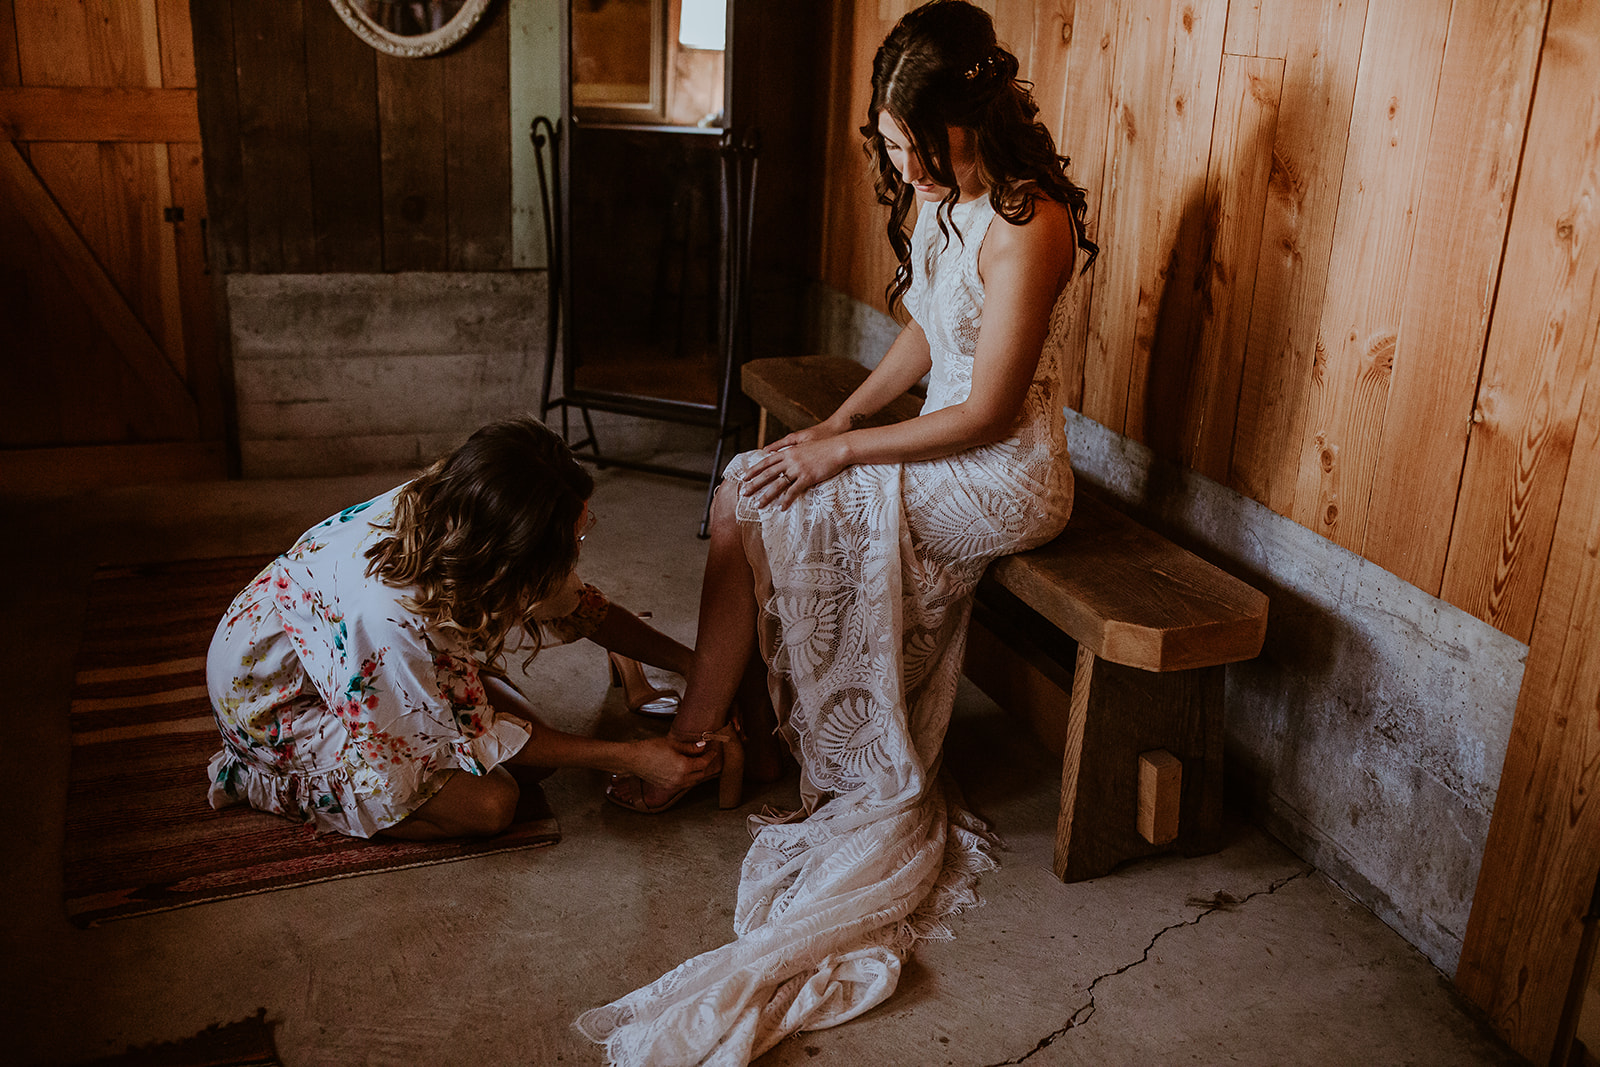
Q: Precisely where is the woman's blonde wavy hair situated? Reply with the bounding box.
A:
[363,416,594,674]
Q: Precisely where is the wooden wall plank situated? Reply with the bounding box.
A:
[1085,0,1226,442]
[813,0,853,289]
[0,140,196,436]
[94,141,168,346]
[0,183,165,451]
[1125,0,1228,458]
[1222,0,1266,56]
[1363,0,1549,595]
[155,0,193,88]
[821,0,899,313]
[1458,331,1600,1059]
[1180,55,1282,481]
[232,0,315,272]
[303,0,381,272]
[83,0,151,87]
[1039,0,1117,413]
[445,4,511,270]
[378,51,448,271]
[1,0,21,87]
[189,0,246,274]
[1439,0,1600,643]
[1285,0,1451,550]
[134,0,162,86]
[0,86,199,141]
[0,165,63,442]
[148,137,186,375]
[853,0,900,314]
[1080,0,1162,434]
[167,140,221,438]
[12,0,92,85]
[1226,0,1367,514]
[28,142,108,258]
[990,0,1034,76]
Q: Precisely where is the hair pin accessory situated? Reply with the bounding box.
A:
[963,50,1003,81]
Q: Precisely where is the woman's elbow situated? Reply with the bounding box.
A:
[962,409,1020,448]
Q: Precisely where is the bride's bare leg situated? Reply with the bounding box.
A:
[674,481,760,734]
[628,481,762,806]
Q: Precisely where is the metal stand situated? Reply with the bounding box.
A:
[532,117,759,538]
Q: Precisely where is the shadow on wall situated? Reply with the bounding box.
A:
[1142,182,1214,470]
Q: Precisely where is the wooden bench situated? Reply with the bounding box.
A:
[741,354,1270,882]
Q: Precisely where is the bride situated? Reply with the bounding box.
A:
[579,2,1097,1062]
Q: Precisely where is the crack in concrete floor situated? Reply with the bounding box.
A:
[983,867,1317,1066]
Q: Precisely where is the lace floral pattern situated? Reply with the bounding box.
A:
[575,195,1076,1065]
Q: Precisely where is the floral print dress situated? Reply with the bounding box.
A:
[204,485,607,838]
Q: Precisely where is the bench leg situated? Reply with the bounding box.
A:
[1054,648,1225,882]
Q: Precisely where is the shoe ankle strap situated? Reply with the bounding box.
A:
[671,723,739,745]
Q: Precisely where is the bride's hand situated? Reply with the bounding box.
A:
[742,437,852,509]
[764,414,846,452]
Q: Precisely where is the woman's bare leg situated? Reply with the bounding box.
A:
[378,767,521,840]
[674,481,760,734]
[624,481,767,806]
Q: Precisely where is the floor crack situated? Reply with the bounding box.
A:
[982,867,1315,1066]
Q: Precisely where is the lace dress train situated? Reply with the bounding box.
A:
[576,195,1074,1065]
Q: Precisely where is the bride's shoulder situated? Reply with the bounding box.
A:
[984,188,1078,269]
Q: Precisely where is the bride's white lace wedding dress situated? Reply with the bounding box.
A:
[576,193,1076,1066]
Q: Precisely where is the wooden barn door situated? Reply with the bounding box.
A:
[0,0,225,491]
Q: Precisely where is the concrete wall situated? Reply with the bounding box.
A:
[810,283,1527,975]
[227,272,716,478]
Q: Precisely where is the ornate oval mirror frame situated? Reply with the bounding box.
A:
[328,0,494,58]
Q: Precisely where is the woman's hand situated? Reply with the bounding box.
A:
[627,736,711,791]
[740,436,853,509]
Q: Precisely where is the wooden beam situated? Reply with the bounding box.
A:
[0,87,199,142]
[1138,749,1183,845]
[0,140,198,436]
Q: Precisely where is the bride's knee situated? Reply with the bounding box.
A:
[710,478,742,528]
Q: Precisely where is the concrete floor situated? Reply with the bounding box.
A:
[1,463,1523,1066]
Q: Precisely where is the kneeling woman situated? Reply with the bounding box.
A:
[204,416,705,840]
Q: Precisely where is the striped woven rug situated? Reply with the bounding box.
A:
[64,554,560,927]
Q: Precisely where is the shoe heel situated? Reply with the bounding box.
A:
[717,735,745,809]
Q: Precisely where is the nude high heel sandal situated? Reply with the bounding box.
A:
[605,723,745,813]
[607,652,680,718]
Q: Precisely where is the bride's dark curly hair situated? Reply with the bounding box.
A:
[861,0,1099,316]
[363,416,593,672]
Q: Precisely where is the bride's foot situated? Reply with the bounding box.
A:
[606,725,744,813]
